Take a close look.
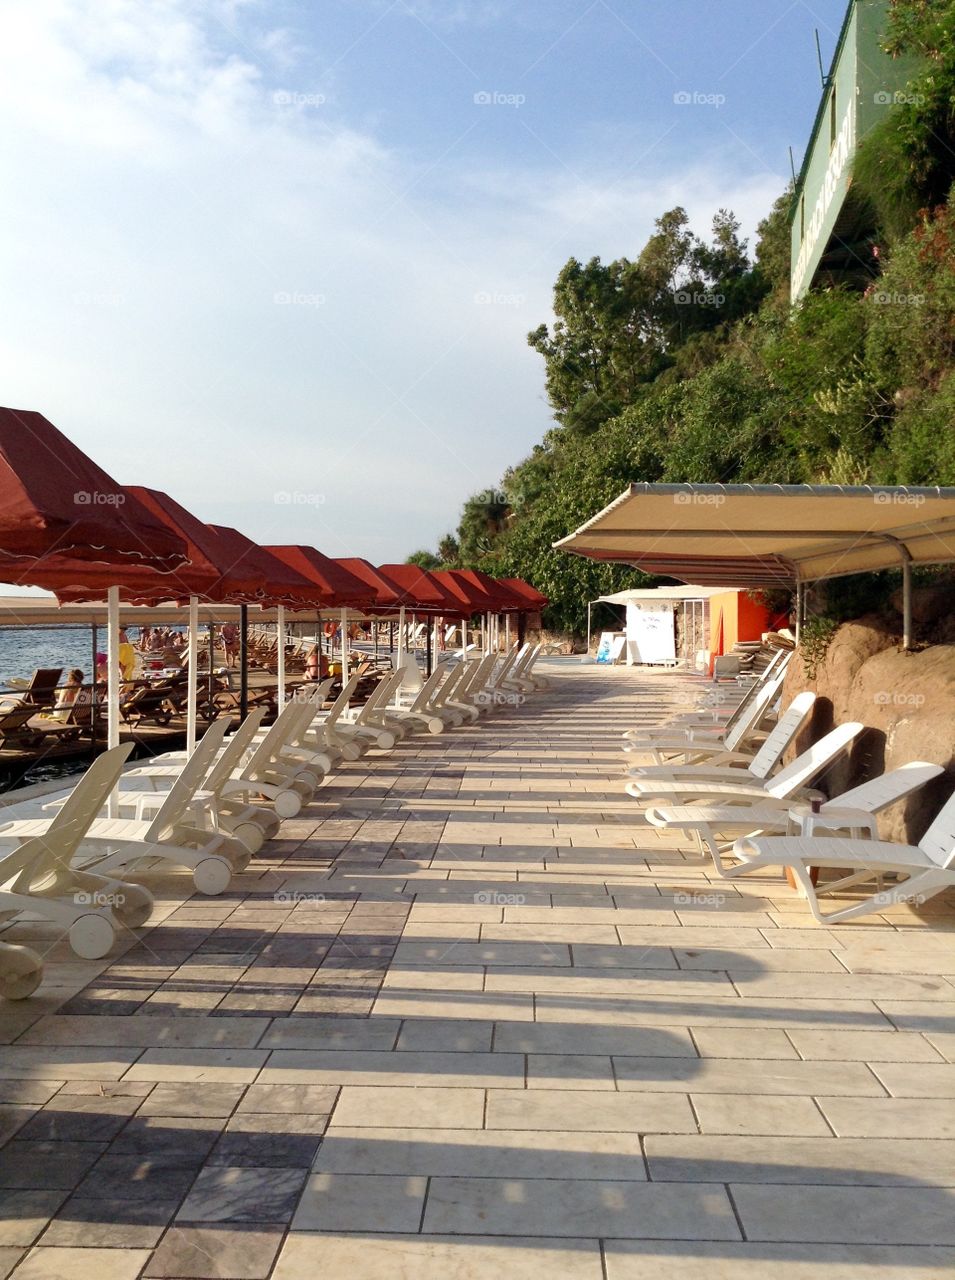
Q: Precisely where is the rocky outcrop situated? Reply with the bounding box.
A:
[782,619,955,844]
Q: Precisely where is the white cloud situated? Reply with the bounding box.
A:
[0,0,786,558]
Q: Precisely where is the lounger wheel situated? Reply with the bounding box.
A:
[374,730,396,750]
[69,913,116,960]
[234,822,265,854]
[0,944,43,1000]
[340,741,362,761]
[110,885,154,930]
[427,718,445,735]
[274,790,302,819]
[193,856,232,895]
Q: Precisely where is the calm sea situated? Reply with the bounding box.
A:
[0,625,103,690]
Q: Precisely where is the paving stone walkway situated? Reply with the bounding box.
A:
[1,660,954,1278]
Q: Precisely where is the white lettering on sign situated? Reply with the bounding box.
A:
[791,97,856,298]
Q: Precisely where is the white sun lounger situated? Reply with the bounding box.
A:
[626,691,817,791]
[646,761,946,877]
[627,720,864,810]
[729,785,955,923]
[0,744,157,959]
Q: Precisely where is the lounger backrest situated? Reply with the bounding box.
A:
[487,646,522,690]
[144,717,230,840]
[323,674,361,729]
[433,663,468,707]
[204,708,268,793]
[722,658,791,750]
[407,666,446,711]
[5,743,134,889]
[765,721,864,798]
[355,670,404,722]
[287,680,334,746]
[746,691,817,779]
[827,762,945,816]
[459,653,495,699]
[25,668,63,704]
[244,692,314,775]
[918,789,955,868]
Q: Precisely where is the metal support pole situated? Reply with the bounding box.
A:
[276,604,286,707]
[340,607,349,710]
[90,621,98,760]
[397,606,406,667]
[505,613,511,652]
[186,595,199,755]
[239,604,249,723]
[425,618,433,676]
[901,551,913,651]
[107,585,120,751]
[517,610,526,649]
[208,621,215,708]
[587,601,592,655]
[794,582,802,646]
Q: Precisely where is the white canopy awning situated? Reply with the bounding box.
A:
[557,483,955,586]
[596,585,731,605]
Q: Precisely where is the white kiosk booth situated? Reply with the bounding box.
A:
[588,586,729,668]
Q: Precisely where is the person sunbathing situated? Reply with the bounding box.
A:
[52,669,84,720]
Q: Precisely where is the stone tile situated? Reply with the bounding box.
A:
[647,1134,955,1185]
[260,1050,522,1089]
[137,1083,246,1117]
[372,991,534,1021]
[690,1029,798,1060]
[177,1166,307,1224]
[0,1190,69,1246]
[486,1089,695,1134]
[315,1127,647,1180]
[292,1172,427,1231]
[691,1095,832,1136]
[75,1154,203,1202]
[819,1094,955,1138]
[40,1198,177,1248]
[331,1086,485,1129]
[526,1054,615,1090]
[259,1017,400,1051]
[208,1114,328,1167]
[787,1029,945,1062]
[109,1115,224,1159]
[273,1232,604,1280]
[604,1241,955,1279]
[492,1024,697,1058]
[122,1049,267,1083]
[423,1176,739,1239]
[0,1140,106,1189]
[395,1019,494,1052]
[15,1095,139,1143]
[144,1224,284,1278]
[871,1062,955,1097]
[732,1184,955,1243]
[533,993,893,1030]
[0,1249,21,1280]
[613,1057,883,1096]
[20,1015,263,1049]
[237,1084,339,1114]
[11,1246,150,1279]
[0,1047,139,1080]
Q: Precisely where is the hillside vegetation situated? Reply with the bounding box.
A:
[410,0,955,633]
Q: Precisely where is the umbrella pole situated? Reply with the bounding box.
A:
[186,595,199,756]
[505,613,510,652]
[425,618,432,677]
[90,621,98,761]
[481,615,486,654]
[107,586,120,751]
[277,605,286,707]
[397,606,406,667]
[340,607,348,711]
[239,604,249,722]
[208,622,215,708]
[518,610,526,649]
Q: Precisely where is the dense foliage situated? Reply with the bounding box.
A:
[413,0,955,633]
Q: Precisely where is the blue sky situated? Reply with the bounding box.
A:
[0,0,849,563]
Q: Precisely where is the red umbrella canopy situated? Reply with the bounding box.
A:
[376,564,463,615]
[0,408,189,590]
[207,527,322,610]
[499,577,548,610]
[265,546,376,610]
[432,569,496,615]
[334,559,402,611]
[451,568,525,611]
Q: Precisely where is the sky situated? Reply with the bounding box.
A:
[0,0,851,563]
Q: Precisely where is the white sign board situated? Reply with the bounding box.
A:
[595,632,626,664]
[626,602,676,665]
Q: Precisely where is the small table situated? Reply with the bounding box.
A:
[783,802,879,895]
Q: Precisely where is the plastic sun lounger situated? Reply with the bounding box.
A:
[336,670,409,750]
[622,653,792,756]
[645,761,946,877]
[221,693,331,818]
[31,719,252,896]
[627,721,865,810]
[444,655,501,723]
[389,666,454,735]
[0,743,156,959]
[729,786,955,924]
[303,674,366,765]
[121,708,280,854]
[626,692,817,792]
